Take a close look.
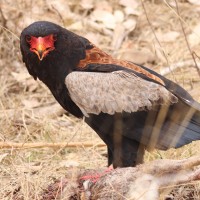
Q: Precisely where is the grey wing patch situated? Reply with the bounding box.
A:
[65,71,178,117]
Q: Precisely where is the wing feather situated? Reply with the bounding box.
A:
[65,71,178,117]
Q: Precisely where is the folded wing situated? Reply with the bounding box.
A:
[65,71,178,117]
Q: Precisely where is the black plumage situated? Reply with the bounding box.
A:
[20,21,200,168]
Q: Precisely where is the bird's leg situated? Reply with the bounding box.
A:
[112,136,145,168]
[111,113,146,168]
[119,137,145,167]
[107,147,113,166]
[112,113,123,167]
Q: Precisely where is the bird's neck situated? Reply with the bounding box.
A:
[31,56,83,118]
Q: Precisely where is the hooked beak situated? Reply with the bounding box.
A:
[31,47,54,61]
[31,47,46,61]
[38,50,44,61]
[31,42,54,61]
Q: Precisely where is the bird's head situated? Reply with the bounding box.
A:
[25,34,56,61]
[20,21,61,61]
[20,21,91,82]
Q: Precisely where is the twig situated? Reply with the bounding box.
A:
[0,142,106,149]
[160,60,200,76]
[140,0,176,81]
[140,0,169,65]
[0,24,19,40]
[173,0,200,76]
[163,0,200,40]
[84,20,113,36]
[51,5,65,27]
[0,7,6,28]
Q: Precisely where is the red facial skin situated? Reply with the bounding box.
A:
[27,34,56,60]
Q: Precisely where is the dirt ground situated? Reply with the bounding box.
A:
[1,0,200,199]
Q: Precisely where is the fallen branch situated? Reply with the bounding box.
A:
[160,60,200,76]
[0,142,106,149]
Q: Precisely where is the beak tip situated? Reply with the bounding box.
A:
[36,50,44,61]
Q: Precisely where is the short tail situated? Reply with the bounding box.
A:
[175,107,200,148]
[156,100,200,150]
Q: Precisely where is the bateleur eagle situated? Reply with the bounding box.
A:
[20,21,200,168]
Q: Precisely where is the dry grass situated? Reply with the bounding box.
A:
[1,0,200,199]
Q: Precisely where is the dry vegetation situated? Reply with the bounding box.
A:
[1,0,200,199]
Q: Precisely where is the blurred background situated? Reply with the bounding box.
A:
[1,0,200,199]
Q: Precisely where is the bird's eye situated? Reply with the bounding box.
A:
[53,34,57,41]
[26,35,31,43]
